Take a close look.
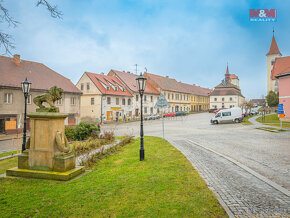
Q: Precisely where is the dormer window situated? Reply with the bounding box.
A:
[106,87,110,90]
[115,87,118,91]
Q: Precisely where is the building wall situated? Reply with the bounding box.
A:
[132,92,159,116]
[210,95,244,109]
[190,95,210,112]
[102,95,133,121]
[0,87,81,133]
[76,73,103,122]
[267,54,281,94]
[278,75,290,119]
[161,90,191,112]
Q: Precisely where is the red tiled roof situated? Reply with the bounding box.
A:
[144,72,211,96]
[86,72,132,96]
[230,74,238,79]
[272,56,290,79]
[108,70,160,95]
[266,36,282,56]
[0,55,81,93]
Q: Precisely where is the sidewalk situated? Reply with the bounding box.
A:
[248,115,290,130]
[0,133,28,141]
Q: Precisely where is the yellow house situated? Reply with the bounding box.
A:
[190,94,210,112]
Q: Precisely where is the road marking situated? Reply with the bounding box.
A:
[186,139,290,197]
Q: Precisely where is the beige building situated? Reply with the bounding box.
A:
[144,73,210,113]
[76,72,133,122]
[0,55,82,134]
[210,65,245,109]
[266,32,282,94]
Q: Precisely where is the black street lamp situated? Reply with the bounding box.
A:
[21,78,31,152]
[136,73,147,161]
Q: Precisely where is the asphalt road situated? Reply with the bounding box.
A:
[102,113,290,216]
[102,113,290,189]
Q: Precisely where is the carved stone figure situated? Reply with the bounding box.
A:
[33,86,63,112]
[55,131,70,153]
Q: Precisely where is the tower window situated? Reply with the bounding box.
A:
[271,60,275,65]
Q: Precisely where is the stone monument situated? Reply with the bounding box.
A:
[6,86,84,181]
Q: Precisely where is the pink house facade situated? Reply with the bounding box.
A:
[276,69,290,121]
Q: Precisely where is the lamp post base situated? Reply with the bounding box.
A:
[140,149,145,161]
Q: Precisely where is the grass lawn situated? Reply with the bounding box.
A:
[256,114,290,128]
[0,151,19,158]
[242,115,257,125]
[0,157,17,175]
[0,137,226,217]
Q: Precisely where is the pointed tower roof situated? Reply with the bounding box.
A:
[266,31,282,56]
[225,63,230,83]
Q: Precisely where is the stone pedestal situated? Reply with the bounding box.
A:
[7,112,84,180]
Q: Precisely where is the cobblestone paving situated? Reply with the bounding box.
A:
[170,139,290,217]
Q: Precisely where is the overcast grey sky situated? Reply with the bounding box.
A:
[2,0,290,99]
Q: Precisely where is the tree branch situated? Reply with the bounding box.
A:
[0,31,14,55]
[0,1,19,27]
[36,0,63,19]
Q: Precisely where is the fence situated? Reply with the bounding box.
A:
[11,136,22,155]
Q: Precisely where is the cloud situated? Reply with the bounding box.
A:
[2,0,289,99]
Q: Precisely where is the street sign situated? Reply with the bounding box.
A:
[154,94,170,109]
[154,94,170,141]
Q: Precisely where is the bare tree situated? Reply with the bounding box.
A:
[0,0,62,55]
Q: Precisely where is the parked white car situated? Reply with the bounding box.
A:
[211,107,243,124]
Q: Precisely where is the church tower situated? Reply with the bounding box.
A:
[266,30,282,94]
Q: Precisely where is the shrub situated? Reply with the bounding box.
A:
[99,131,114,141]
[73,122,100,141]
[65,126,75,141]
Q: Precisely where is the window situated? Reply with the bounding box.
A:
[136,95,139,101]
[150,107,153,114]
[222,112,231,116]
[87,83,90,90]
[106,86,110,90]
[128,99,131,105]
[230,105,232,108]
[184,95,185,100]
[222,98,224,101]
[187,95,189,101]
[144,95,147,102]
[215,113,221,118]
[114,87,118,91]
[214,98,217,101]
[27,95,32,104]
[144,107,147,113]
[56,99,62,105]
[81,83,84,90]
[214,105,217,109]
[70,97,75,105]
[91,97,94,105]
[176,94,178,100]
[275,87,278,92]
[271,59,275,65]
[122,98,125,105]
[230,97,233,101]
[151,96,153,102]
[168,93,170,99]
[172,94,174,99]
[4,93,12,104]
[116,98,119,105]
[107,97,111,104]
[275,80,278,86]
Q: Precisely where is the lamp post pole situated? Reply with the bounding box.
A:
[140,92,144,161]
[21,77,31,153]
[22,93,28,152]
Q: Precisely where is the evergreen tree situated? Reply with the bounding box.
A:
[266,91,279,107]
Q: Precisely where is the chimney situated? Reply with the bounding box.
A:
[13,54,21,65]
[101,72,104,75]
